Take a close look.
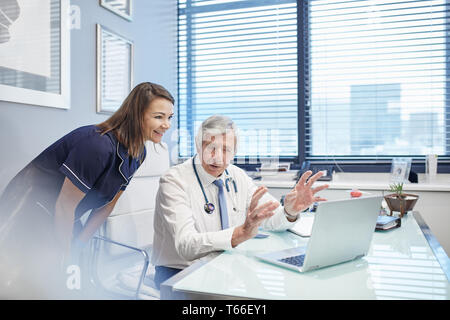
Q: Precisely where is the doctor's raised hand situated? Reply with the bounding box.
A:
[283,170,329,221]
[231,186,279,247]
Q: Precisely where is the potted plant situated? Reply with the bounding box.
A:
[384,182,419,218]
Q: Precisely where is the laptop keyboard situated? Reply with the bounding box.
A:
[279,254,305,267]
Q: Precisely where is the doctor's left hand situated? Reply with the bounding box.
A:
[231,187,279,247]
[283,170,329,216]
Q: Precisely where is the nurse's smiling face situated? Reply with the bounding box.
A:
[143,97,174,143]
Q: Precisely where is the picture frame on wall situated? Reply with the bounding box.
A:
[0,0,70,109]
[96,24,133,114]
[100,0,132,21]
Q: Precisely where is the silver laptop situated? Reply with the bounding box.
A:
[256,196,382,273]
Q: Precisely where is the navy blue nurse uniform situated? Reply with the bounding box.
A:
[0,125,145,253]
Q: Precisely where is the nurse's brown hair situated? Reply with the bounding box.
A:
[97,82,174,159]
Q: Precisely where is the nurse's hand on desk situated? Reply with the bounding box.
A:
[231,186,279,248]
[283,170,329,217]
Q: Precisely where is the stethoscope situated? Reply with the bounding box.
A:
[192,155,238,214]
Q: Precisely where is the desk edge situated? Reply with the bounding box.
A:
[161,212,450,299]
[160,257,253,300]
[413,211,450,282]
[160,259,209,300]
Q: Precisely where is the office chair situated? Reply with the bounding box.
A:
[87,141,170,299]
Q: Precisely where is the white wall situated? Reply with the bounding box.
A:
[0,0,178,194]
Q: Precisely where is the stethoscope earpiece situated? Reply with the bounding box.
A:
[225,177,237,193]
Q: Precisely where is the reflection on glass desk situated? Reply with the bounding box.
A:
[161,212,449,300]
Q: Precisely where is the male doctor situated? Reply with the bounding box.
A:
[151,115,329,288]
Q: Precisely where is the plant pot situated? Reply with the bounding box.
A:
[384,193,419,218]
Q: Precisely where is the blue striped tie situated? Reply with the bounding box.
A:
[213,179,229,230]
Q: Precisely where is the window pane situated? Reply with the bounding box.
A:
[308,0,449,158]
[178,0,298,159]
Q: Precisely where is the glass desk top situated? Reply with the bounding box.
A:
[167,213,449,300]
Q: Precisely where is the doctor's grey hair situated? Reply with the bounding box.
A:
[195,115,239,155]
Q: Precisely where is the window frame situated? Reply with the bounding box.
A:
[299,0,450,173]
[177,0,450,173]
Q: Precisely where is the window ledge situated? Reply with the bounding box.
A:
[253,172,450,192]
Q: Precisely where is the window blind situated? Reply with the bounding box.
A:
[178,0,298,159]
[307,0,450,160]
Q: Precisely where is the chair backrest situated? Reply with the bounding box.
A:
[103,141,170,255]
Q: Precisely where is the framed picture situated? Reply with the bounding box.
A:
[96,24,133,114]
[390,158,412,183]
[100,0,132,21]
[0,0,70,109]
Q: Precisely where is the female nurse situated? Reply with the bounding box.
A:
[0,82,174,298]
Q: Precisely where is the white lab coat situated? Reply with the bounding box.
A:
[151,156,297,269]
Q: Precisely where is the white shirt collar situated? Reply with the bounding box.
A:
[193,155,226,187]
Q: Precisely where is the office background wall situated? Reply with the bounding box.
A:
[0,0,178,194]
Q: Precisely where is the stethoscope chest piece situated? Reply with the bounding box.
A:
[204,203,215,214]
[192,155,237,216]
